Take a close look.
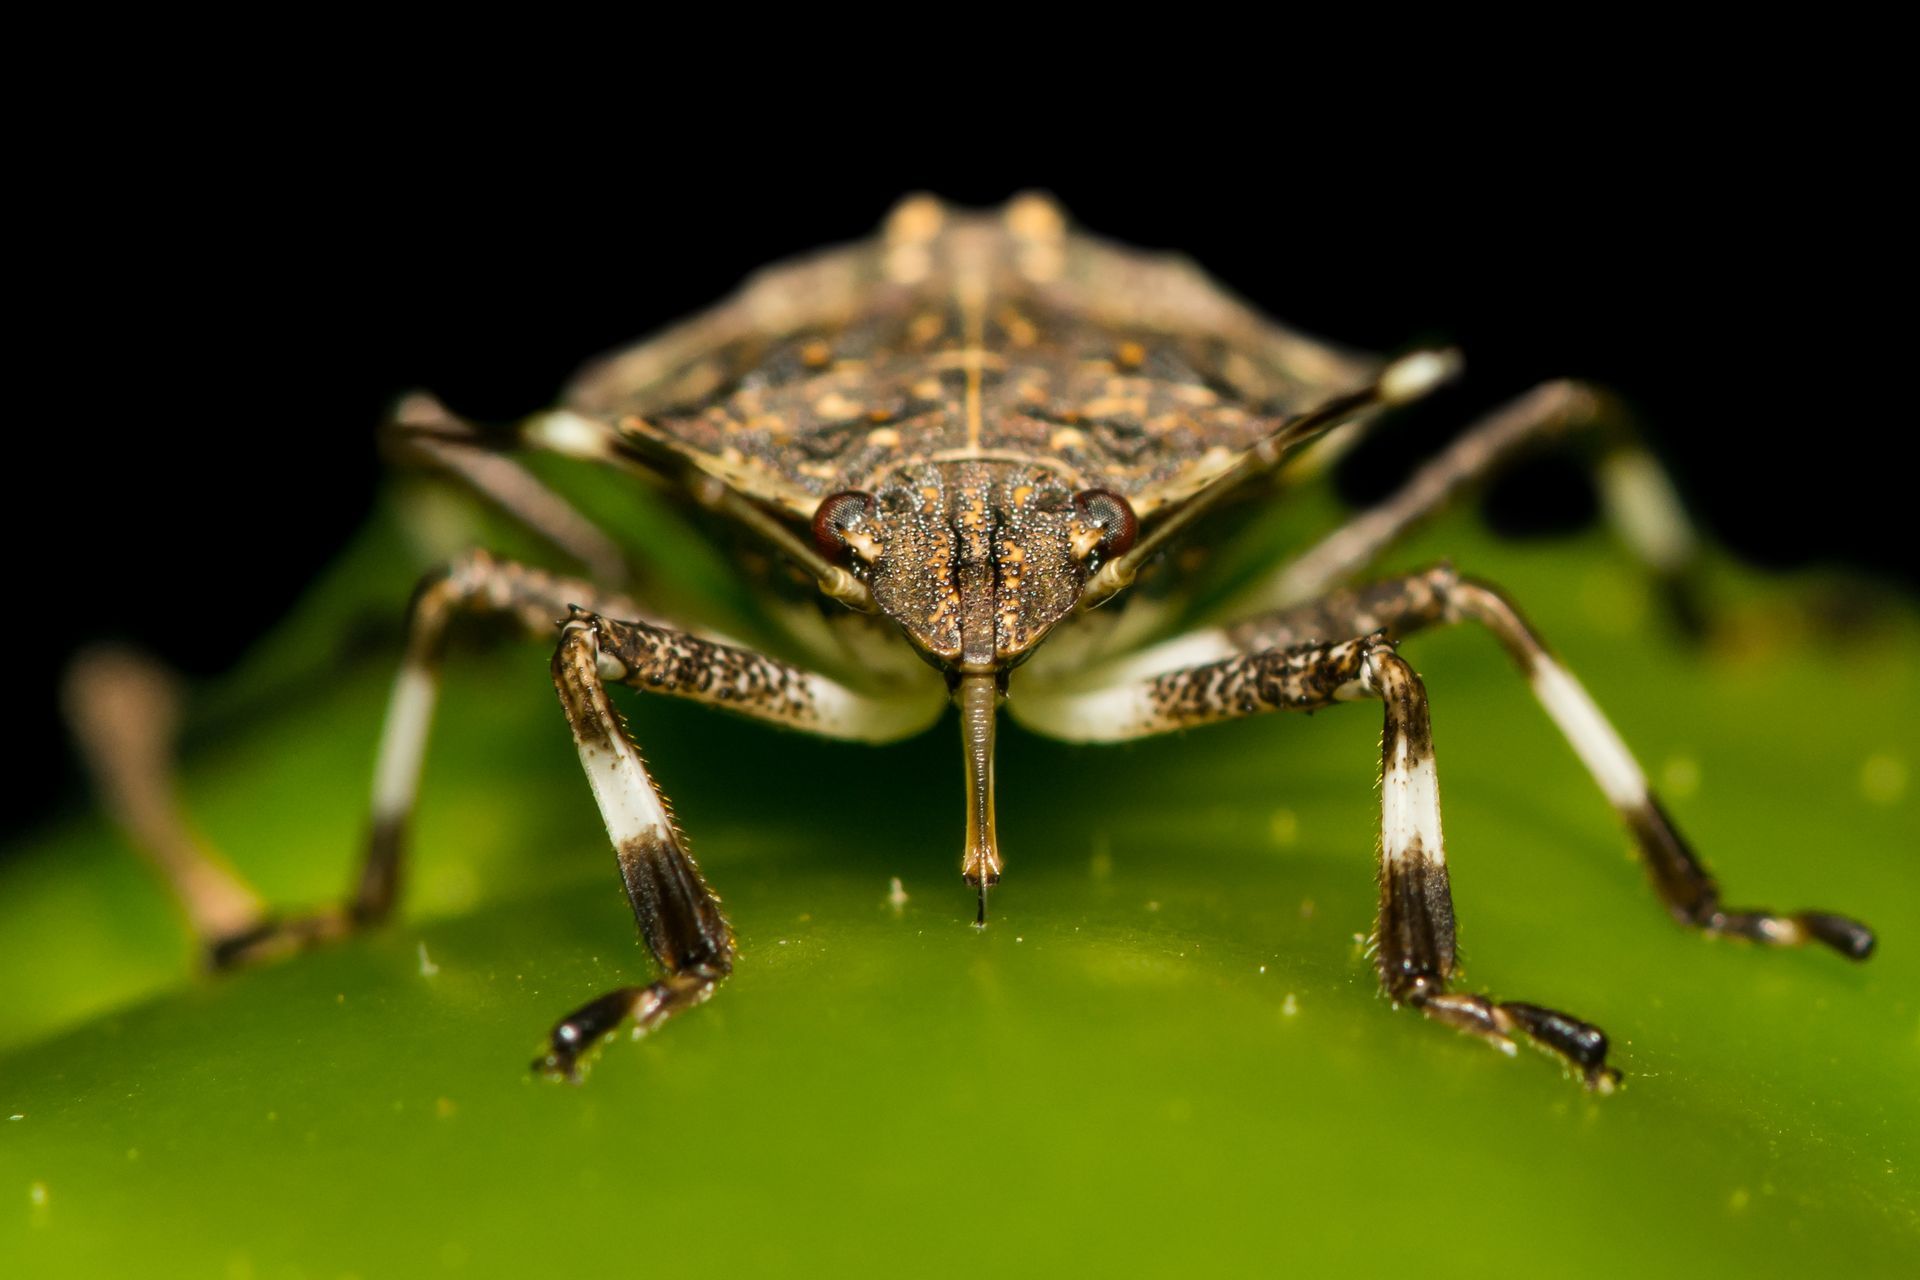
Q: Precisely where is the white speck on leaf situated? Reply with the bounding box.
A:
[417,942,440,977]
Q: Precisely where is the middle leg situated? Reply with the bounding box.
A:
[1014,630,1621,1088]
[1220,567,1875,959]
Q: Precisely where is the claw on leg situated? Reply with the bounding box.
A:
[1625,796,1875,960]
[206,912,351,969]
[1412,988,1619,1093]
[534,970,722,1082]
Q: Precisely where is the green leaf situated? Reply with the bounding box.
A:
[3,496,1916,1278]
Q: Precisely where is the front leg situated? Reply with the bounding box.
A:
[1362,647,1617,1090]
[540,609,944,1079]
[538,618,732,1081]
[1014,633,1620,1089]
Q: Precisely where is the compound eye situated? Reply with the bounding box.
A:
[1070,488,1137,561]
[811,490,880,561]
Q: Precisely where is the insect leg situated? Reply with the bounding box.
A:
[1222,566,1874,956]
[1224,382,1701,625]
[62,648,267,942]
[203,550,655,968]
[1012,631,1619,1089]
[382,393,632,586]
[539,609,944,1079]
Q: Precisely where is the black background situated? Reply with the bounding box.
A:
[7,68,1908,848]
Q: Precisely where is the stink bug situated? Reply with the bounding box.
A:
[75,193,1874,1089]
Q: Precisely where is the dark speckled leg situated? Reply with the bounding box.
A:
[1232,381,1706,631]
[534,608,939,1078]
[1017,628,1621,1088]
[1019,566,1873,1089]
[193,551,933,1077]
[381,392,634,587]
[203,551,649,970]
[1224,565,1875,962]
[533,620,734,1080]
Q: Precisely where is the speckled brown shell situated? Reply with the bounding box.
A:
[563,194,1377,521]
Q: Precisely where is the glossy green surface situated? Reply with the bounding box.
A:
[3,494,1916,1277]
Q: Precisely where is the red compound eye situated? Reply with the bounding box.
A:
[812,490,877,559]
[1073,488,1137,559]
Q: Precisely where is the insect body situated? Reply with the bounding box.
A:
[121,194,1874,1087]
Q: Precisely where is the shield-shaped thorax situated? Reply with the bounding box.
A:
[561,194,1376,667]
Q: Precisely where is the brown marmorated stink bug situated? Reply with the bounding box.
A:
[76,193,1874,1089]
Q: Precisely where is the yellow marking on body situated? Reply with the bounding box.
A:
[907,312,946,345]
[997,305,1039,347]
[799,340,833,368]
[1011,484,1034,504]
[813,392,863,420]
[887,194,946,243]
[1080,395,1147,420]
[956,485,993,567]
[1049,427,1089,450]
[957,248,988,453]
[1004,192,1065,241]
[1114,341,1146,370]
[926,348,1008,373]
[867,427,902,447]
[923,448,1085,481]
